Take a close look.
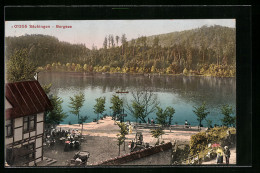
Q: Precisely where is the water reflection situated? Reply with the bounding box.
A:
[38,72,236,126]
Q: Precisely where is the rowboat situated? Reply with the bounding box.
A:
[116,91,129,93]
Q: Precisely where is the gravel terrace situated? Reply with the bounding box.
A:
[42,116,209,166]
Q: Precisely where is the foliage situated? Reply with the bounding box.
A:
[156,106,176,126]
[79,116,88,136]
[189,126,236,156]
[110,95,124,117]
[126,90,159,123]
[206,119,213,128]
[117,121,128,152]
[46,95,67,125]
[220,104,236,127]
[42,83,52,95]
[189,131,208,155]
[6,25,236,77]
[6,49,37,82]
[166,107,175,125]
[183,68,189,75]
[131,101,145,123]
[193,102,210,129]
[116,133,125,156]
[93,97,106,120]
[150,128,165,145]
[69,93,85,124]
[79,116,88,125]
[155,106,168,126]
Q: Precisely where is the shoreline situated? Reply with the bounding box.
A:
[56,116,206,145]
[38,70,236,78]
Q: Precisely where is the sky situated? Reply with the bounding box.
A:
[5,19,235,49]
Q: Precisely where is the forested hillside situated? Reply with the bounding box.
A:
[5,25,236,77]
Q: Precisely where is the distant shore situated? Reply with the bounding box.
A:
[38,70,235,78]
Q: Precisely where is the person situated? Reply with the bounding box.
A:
[216,151,223,164]
[151,118,154,125]
[224,146,231,165]
[216,147,224,164]
[148,118,150,125]
[185,120,188,125]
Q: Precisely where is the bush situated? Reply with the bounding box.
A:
[189,126,236,156]
[190,131,208,155]
[183,68,189,75]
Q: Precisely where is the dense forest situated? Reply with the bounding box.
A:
[5,25,236,77]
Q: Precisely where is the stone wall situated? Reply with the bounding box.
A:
[97,142,173,165]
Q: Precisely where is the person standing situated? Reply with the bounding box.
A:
[224,146,231,165]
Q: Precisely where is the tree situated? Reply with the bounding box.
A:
[155,106,167,127]
[110,35,115,47]
[206,119,213,128]
[131,101,145,124]
[116,35,120,46]
[220,104,236,127]
[153,36,160,48]
[116,133,124,156]
[42,83,52,95]
[193,102,210,131]
[42,83,67,128]
[110,95,123,118]
[126,89,159,123]
[166,106,175,125]
[156,106,175,127]
[69,93,85,124]
[183,68,188,75]
[117,122,128,151]
[94,97,106,122]
[150,128,165,145]
[83,64,88,72]
[6,49,37,82]
[103,36,108,49]
[46,95,67,126]
[121,34,127,55]
[79,116,88,137]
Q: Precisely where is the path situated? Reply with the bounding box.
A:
[202,147,236,165]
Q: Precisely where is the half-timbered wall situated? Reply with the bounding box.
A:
[5,111,45,166]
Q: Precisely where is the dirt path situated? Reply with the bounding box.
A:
[202,147,236,165]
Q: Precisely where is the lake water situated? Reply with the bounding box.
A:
[38,72,236,126]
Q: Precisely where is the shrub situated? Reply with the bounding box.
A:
[190,131,208,155]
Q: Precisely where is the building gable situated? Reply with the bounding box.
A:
[5,80,53,120]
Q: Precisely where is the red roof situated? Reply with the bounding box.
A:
[5,80,53,120]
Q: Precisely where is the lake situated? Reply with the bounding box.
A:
[38,72,236,126]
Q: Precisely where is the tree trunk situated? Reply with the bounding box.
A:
[118,145,120,156]
[123,141,125,151]
[78,114,80,126]
[203,51,205,63]
[81,124,83,137]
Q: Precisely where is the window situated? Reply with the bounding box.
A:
[6,120,13,137]
[23,115,36,133]
[23,143,35,161]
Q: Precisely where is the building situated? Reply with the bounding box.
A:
[96,142,173,165]
[5,80,52,166]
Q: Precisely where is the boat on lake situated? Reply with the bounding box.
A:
[116,91,129,93]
